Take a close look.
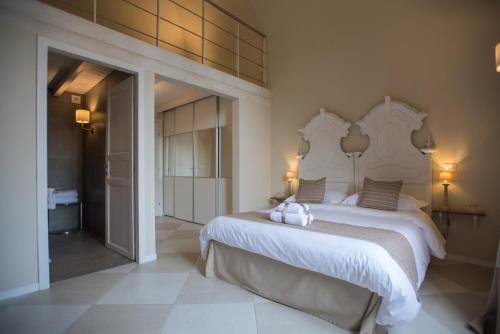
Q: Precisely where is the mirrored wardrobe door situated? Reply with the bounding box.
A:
[174,104,194,221]
[218,98,232,216]
[193,97,217,224]
[162,111,175,216]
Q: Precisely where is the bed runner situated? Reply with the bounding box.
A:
[229,211,418,291]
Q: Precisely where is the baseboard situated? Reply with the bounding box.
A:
[0,283,39,301]
[446,254,495,268]
[138,253,157,264]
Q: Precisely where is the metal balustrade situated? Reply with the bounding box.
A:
[39,0,267,87]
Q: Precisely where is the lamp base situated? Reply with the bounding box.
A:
[442,183,450,209]
[288,180,293,196]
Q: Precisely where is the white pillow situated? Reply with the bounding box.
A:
[342,193,359,206]
[285,191,347,204]
[324,191,348,204]
[342,192,428,211]
[398,193,428,210]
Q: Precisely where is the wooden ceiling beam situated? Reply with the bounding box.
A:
[51,60,85,96]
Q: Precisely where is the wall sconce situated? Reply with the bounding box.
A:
[496,42,500,72]
[286,170,297,196]
[439,170,454,209]
[75,109,94,134]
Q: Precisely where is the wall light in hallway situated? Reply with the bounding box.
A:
[75,109,94,134]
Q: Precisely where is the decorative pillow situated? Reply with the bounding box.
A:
[324,191,347,204]
[342,192,428,211]
[357,178,403,211]
[295,177,326,203]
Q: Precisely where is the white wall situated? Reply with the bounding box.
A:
[0,14,39,296]
[0,0,270,299]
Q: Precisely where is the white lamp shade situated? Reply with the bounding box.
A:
[75,109,90,124]
[496,43,500,73]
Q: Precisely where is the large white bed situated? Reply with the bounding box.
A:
[199,96,446,331]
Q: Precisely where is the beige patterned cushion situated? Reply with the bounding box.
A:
[357,178,403,211]
[295,178,326,203]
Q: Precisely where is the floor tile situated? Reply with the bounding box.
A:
[167,230,200,239]
[176,272,255,304]
[65,304,172,334]
[162,303,257,334]
[17,273,126,305]
[430,263,493,293]
[98,263,137,273]
[191,256,204,273]
[134,253,199,273]
[255,302,346,334]
[420,270,470,295]
[0,305,89,334]
[156,239,200,254]
[177,222,204,231]
[49,230,132,282]
[254,294,272,303]
[156,230,176,243]
[389,309,454,334]
[421,292,487,334]
[97,273,188,305]
[156,221,183,230]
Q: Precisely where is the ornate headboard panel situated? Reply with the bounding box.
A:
[299,109,355,194]
[356,96,432,211]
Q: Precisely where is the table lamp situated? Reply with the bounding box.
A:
[439,171,454,209]
[286,171,297,196]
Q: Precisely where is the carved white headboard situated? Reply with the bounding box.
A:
[356,96,432,211]
[298,109,355,194]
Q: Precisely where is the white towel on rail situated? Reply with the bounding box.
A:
[47,188,56,210]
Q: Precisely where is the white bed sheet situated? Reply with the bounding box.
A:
[199,204,446,326]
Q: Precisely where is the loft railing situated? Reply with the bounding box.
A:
[39,0,267,87]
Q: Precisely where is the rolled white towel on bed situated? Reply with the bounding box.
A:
[270,211,314,226]
[276,202,310,214]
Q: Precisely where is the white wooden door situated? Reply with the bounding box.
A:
[105,76,135,260]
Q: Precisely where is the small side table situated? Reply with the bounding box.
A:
[433,207,486,239]
[270,196,288,206]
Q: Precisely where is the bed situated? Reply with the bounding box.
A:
[199,96,446,333]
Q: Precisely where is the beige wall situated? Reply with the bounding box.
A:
[0,0,270,297]
[0,16,38,293]
[251,0,500,261]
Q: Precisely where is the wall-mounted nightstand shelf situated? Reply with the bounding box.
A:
[433,207,486,239]
[270,196,288,205]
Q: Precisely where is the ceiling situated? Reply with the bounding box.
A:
[48,51,113,95]
[48,52,211,109]
[155,77,211,112]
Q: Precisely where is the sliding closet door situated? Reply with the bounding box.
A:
[174,104,194,221]
[163,111,175,216]
[193,97,217,224]
[218,98,232,215]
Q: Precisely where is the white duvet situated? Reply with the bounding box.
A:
[199,204,446,326]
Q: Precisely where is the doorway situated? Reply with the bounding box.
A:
[154,76,233,226]
[46,50,136,282]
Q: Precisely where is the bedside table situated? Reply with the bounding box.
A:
[270,196,288,205]
[433,207,486,239]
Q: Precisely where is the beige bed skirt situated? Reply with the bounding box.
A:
[205,241,387,334]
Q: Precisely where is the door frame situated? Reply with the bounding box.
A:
[36,36,146,289]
